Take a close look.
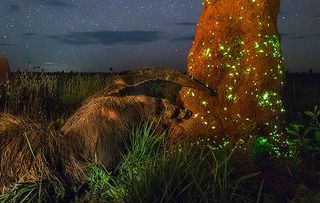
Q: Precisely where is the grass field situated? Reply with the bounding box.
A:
[0,71,320,202]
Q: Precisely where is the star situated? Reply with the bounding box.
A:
[0,0,318,72]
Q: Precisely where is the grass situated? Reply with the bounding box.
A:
[84,122,264,203]
[0,181,65,203]
[1,71,320,202]
[1,72,110,123]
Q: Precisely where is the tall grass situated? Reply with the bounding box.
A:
[1,72,110,122]
[86,122,263,203]
[0,181,64,203]
[0,71,181,123]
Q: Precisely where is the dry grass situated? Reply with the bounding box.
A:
[0,113,62,192]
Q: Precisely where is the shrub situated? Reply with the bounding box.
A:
[286,105,320,155]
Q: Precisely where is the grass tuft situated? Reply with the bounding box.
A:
[85,121,263,203]
[0,181,64,203]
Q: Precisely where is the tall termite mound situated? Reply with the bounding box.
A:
[178,0,286,149]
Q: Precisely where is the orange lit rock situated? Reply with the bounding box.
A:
[0,57,10,82]
[178,0,285,145]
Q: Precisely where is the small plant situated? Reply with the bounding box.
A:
[86,163,120,201]
[286,105,320,153]
[285,106,320,197]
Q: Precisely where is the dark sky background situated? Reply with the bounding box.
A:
[0,0,319,72]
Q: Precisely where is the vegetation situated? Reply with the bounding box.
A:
[84,122,263,203]
[286,105,320,154]
[0,72,320,202]
[0,72,110,123]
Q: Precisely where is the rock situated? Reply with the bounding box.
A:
[178,0,286,148]
[0,57,10,82]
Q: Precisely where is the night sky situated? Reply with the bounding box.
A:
[0,0,319,72]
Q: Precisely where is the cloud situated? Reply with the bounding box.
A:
[172,22,197,26]
[0,43,14,46]
[22,32,37,37]
[8,4,21,13]
[281,33,320,39]
[171,35,194,42]
[46,0,74,8]
[47,30,164,45]
[24,0,74,8]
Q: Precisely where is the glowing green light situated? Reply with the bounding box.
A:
[256,91,285,112]
[255,42,260,49]
[258,137,268,145]
[202,48,212,58]
[223,140,230,147]
[201,100,208,106]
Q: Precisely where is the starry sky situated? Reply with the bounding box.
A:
[0,0,319,72]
